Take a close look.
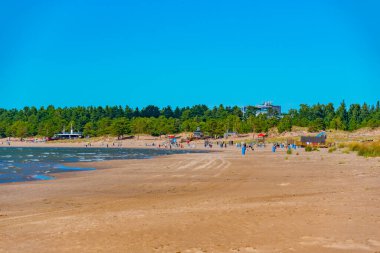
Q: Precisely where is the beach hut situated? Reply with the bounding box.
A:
[193,127,204,139]
[299,132,327,147]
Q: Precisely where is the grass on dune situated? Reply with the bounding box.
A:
[339,141,380,157]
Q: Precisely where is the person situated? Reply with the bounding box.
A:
[241,142,246,156]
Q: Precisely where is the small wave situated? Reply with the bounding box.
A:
[56,165,95,171]
[30,174,54,180]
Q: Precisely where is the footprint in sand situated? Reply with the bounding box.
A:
[183,248,207,253]
[368,239,380,247]
[229,247,278,253]
[299,236,375,251]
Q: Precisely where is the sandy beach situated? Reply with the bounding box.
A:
[0,145,380,253]
[2,0,379,251]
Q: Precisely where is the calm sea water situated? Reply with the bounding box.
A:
[0,147,205,184]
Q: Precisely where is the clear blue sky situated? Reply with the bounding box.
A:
[0,0,379,111]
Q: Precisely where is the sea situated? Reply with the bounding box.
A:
[0,147,205,184]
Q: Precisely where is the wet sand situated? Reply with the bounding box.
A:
[0,148,380,252]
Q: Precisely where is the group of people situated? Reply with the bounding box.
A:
[271,143,297,152]
[0,141,11,146]
[239,142,298,155]
[240,142,257,155]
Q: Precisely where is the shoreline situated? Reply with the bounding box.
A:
[0,146,215,186]
[0,138,232,152]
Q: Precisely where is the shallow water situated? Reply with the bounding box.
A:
[0,147,205,184]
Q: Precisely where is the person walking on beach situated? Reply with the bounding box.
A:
[241,142,247,156]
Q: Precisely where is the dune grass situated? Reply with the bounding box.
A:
[305,146,313,152]
[339,141,380,157]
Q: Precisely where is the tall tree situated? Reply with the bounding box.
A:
[141,105,160,118]
[111,118,130,139]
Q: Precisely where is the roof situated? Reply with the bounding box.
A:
[56,133,82,136]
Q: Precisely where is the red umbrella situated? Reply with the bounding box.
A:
[257,133,266,137]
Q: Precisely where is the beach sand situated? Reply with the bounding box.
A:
[0,147,380,252]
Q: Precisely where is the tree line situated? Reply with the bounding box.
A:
[0,101,379,139]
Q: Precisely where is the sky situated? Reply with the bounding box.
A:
[0,0,379,111]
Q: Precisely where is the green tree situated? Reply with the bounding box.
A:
[161,106,174,118]
[83,122,97,137]
[141,105,160,118]
[131,118,148,139]
[277,116,292,133]
[0,121,7,137]
[329,117,344,130]
[124,106,134,119]
[9,121,30,138]
[97,118,112,136]
[111,118,130,139]
[348,104,361,131]
[324,103,335,126]
[336,101,348,130]
[308,118,324,132]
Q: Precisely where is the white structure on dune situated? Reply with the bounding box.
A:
[255,101,281,116]
[53,123,83,140]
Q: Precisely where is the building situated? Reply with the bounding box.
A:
[52,125,83,140]
[255,101,281,116]
[193,127,204,139]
